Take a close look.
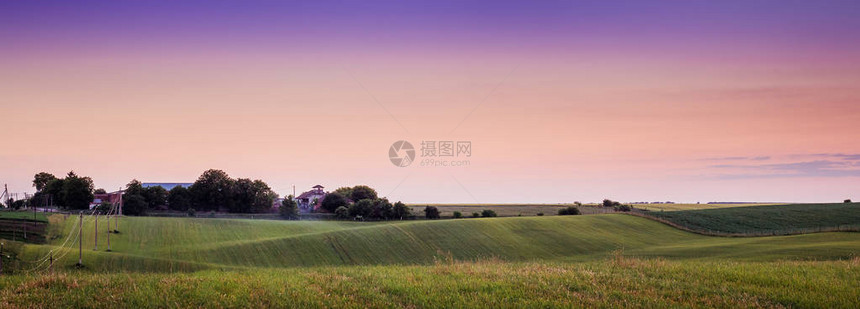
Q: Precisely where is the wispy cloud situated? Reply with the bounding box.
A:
[709,159,860,179]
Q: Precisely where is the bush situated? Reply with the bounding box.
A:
[279,198,299,220]
[537,212,544,216]
[186,208,196,217]
[334,206,350,219]
[320,193,348,213]
[845,199,853,203]
[122,194,148,216]
[453,211,462,218]
[481,209,497,217]
[472,212,480,218]
[574,201,582,206]
[614,204,632,212]
[392,201,411,219]
[424,206,440,219]
[558,206,581,215]
[603,199,621,207]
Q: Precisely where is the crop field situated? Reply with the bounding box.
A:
[1,208,859,308]
[645,203,860,235]
[631,203,779,212]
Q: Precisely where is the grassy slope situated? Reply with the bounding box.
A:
[1,259,858,308]
[646,203,860,235]
[0,211,48,222]
[18,214,860,272]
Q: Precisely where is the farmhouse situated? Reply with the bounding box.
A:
[90,190,123,209]
[295,185,327,212]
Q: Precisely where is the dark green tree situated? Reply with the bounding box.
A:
[189,169,235,212]
[481,209,498,217]
[142,186,168,209]
[349,185,378,202]
[123,194,148,216]
[349,199,374,218]
[32,172,57,192]
[334,206,350,219]
[320,192,348,213]
[168,186,192,211]
[61,171,94,210]
[392,201,411,219]
[424,206,440,219]
[279,196,299,220]
[94,188,107,194]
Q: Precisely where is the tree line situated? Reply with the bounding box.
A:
[283,185,411,221]
[123,169,277,215]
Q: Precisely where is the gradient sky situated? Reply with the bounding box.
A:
[2,1,859,203]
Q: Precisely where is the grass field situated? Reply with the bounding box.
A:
[9,213,859,273]
[2,210,859,307]
[645,203,860,235]
[410,203,778,216]
[0,210,48,222]
[1,258,858,308]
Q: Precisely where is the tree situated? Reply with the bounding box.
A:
[845,199,853,203]
[472,212,480,218]
[424,206,440,219]
[349,199,374,218]
[94,201,113,214]
[320,192,348,213]
[189,169,235,212]
[558,206,581,215]
[369,198,394,219]
[392,201,411,219]
[453,211,463,218]
[168,186,192,211]
[124,180,145,197]
[123,194,148,216]
[481,209,497,217]
[334,206,350,219]
[32,172,57,192]
[349,185,378,202]
[603,199,621,207]
[142,186,168,209]
[279,196,299,220]
[333,187,354,200]
[94,188,107,194]
[61,171,94,210]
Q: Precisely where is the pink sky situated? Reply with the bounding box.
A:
[1,1,859,203]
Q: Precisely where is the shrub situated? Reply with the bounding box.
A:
[537,212,544,216]
[279,198,299,220]
[574,201,582,206]
[320,193,348,213]
[558,206,581,216]
[453,211,463,218]
[472,212,480,218]
[603,199,621,207]
[845,199,853,203]
[334,206,350,219]
[187,208,196,217]
[481,209,497,217]
[424,206,440,219]
[614,204,632,212]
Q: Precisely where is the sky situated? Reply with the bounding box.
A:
[1,0,859,203]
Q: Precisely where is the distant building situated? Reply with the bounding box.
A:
[295,185,327,212]
[141,183,193,191]
[90,190,123,209]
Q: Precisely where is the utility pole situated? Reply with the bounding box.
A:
[106,217,111,252]
[93,213,99,250]
[77,212,83,267]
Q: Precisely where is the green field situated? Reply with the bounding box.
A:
[645,203,860,235]
[0,210,48,222]
[2,207,859,307]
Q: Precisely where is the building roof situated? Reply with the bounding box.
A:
[297,190,326,200]
[142,183,193,191]
[312,185,324,188]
